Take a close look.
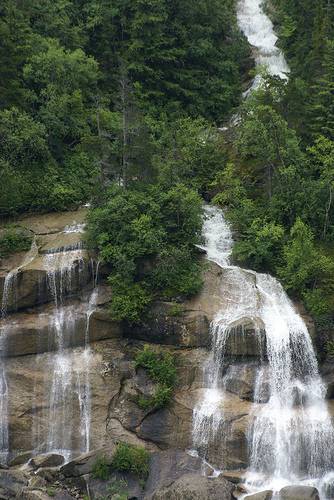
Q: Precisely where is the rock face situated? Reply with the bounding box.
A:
[0,208,90,313]
[149,473,233,500]
[0,208,329,500]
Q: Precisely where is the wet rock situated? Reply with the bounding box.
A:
[245,491,273,500]
[223,362,262,401]
[144,449,203,497]
[9,451,33,467]
[322,371,334,399]
[129,302,211,348]
[16,208,87,236]
[0,469,29,497]
[35,467,59,482]
[29,453,65,470]
[88,471,142,500]
[21,491,50,500]
[147,473,234,500]
[279,485,320,499]
[60,446,116,477]
[89,308,122,342]
[28,476,47,489]
[125,261,229,348]
[221,470,245,484]
[224,323,266,357]
[38,232,83,254]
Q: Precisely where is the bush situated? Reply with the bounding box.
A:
[135,346,176,387]
[135,346,177,410]
[87,183,203,323]
[108,278,152,323]
[137,384,173,410]
[92,455,111,481]
[111,443,150,478]
[0,226,32,258]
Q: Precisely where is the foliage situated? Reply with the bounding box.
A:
[135,346,177,386]
[0,226,32,258]
[111,443,150,479]
[87,183,202,323]
[135,345,177,410]
[0,0,250,216]
[92,455,111,481]
[46,488,56,497]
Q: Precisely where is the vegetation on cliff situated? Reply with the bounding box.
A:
[135,346,177,409]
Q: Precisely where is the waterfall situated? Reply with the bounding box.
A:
[0,271,20,463]
[40,248,97,460]
[237,0,289,93]
[192,206,334,498]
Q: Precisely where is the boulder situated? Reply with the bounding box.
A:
[0,470,28,498]
[9,451,33,467]
[221,470,245,484]
[60,446,116,477]
[21,492,50,500]
[223,324,266,357]
[144,449,204,497]
[87,472,142,500]
[28,476,47,489]
[29,453,64,470]
[279,485,320,499]
[245,491,273,500]
[147,473,234,500]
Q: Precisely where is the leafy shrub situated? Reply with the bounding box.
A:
[168,303,184,317]
[0,226,32,258]
[137,384,173,410]
[135,346,176,387]
[135,346,177,410]
[107,278,152,323]
[111,443,149,478]
[92,455,111,481]
[87,183,203,324]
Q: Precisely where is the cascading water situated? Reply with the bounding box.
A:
[192,206,334,498]
[237,0,289,92]
[0,238,38,462]
[41,247,97,460]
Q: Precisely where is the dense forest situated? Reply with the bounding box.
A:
[1,0,334,332]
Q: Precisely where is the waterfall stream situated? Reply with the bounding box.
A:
[41,247,97,460]
[193,206,334,498]
[193,4,334,492]
[237,0,289,92]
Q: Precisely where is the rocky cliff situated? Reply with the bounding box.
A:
[0,209,332,500]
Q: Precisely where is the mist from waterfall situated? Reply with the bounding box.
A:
[192,206,334,498]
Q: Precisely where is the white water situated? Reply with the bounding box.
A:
[192,206,334,498]
[237,0,289,92]
[42,250,97,460]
